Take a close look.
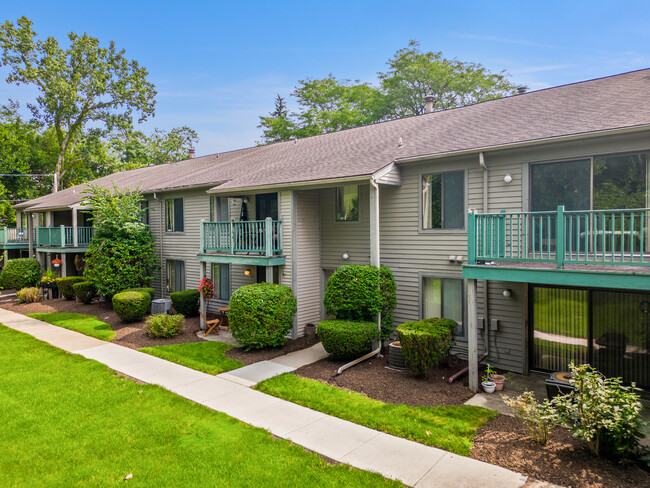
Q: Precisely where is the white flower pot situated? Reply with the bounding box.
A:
[482,381,496,394]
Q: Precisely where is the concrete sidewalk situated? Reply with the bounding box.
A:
[0,308,529,488]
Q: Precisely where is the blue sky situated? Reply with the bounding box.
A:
[2,1,650,155]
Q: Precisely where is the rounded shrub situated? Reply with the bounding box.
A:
[0,258,41,290]
[170,289,200,317]
[229,283,297,350]
[112,291,151,322]
[323,264,396,341]
[144,313,185,338]
[318,319,377,360]
[57,276,86,300]
[122,287,155,301]
[73,281,97,304]
[17,287,42,304]
[396,318,457,377]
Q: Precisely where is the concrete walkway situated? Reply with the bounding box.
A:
[0,308,529,488]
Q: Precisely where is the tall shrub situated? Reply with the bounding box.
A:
[396,318,456,377]
[0,258,40,289]
[82,185,159,298]
[57,276,86,300]
[323,264,396,341]
[229,283,297,350]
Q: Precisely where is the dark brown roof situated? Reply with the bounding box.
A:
[18,69,650,211]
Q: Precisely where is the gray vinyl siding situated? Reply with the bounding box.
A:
[320,184,371,268]
[279,190,292,289]
[295,190,321,336]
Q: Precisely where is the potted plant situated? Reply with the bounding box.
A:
[39,270,59,299]
[492,372,506,391]
[482,364,497,393]
[198,276,214,330]
[52,258,62,268]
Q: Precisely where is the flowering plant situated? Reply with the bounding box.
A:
[40,269,57,284]
[198,276,214,301]
[52,258,62,265]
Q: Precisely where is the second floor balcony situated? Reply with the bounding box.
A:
[200,218,283,256]
[37,226,94,248]
[0,227,29,247]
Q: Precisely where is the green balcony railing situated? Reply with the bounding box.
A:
[201,218,282,256]
[37,226,94,248]
[0,227,28,245]
[468,207,650,267]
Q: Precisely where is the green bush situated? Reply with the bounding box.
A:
[396,318,456,377]
[551,362,647,461]
[73,281,97,304]
[57,277,86,300]
[0,258,41,290]
[17,287,42,304]
[318,320,377,360]
[323,265,396,341]
[144,313,185,338]
[122,287,155,301]
[112,291,151,322]
[170,289,200,317]
[503,391,557,446]
[229,283,297,350]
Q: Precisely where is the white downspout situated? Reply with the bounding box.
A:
[337,177,382,375]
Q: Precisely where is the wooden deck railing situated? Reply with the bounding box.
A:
[0,227,28,245]
[468,207,650,267]
[201,218,282,256]
[37,226,94,247]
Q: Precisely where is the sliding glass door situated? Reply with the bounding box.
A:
[531,286,650,387]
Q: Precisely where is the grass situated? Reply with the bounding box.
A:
[0,325,401,487]
[255,373,496,456]
[27,312,115,341]
[138,342,243,375]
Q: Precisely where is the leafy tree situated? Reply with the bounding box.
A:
[378,40,516,117]
[82,185,159,297]
[110,126,198,168]
[0,16,157,192]
[258,41,517,143]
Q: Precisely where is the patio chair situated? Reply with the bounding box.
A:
[199,309,221,337]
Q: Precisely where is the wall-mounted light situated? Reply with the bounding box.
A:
[342,252,350,260]
[502,289,512,298]
[504,174,513,183]
[244,269,252,277]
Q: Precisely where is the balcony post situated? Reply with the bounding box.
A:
[265,217,273,257]
[60,225,66,248]
[200,219,205,253]
[467,278,479,392]
[556,206,565,268]
[468,210,477,264]
[229,220,235,255]
[2,227,7,246]
[72,207,78,247]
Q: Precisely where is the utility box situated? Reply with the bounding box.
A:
[151,298,171,315]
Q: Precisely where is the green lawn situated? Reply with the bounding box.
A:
[27,312,116,341]
[255,373,496,456]
[0,325,401,487]
[138,342,243,375]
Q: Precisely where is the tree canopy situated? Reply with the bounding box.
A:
[258,40,517,144]
[0,16,157,191]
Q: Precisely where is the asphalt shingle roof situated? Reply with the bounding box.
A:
[18,69,650,211]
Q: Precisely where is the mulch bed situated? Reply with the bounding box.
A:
[225,335,320,365]
[292,351,649,488]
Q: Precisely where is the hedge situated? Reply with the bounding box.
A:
[396,318,457,377]
[112,291,151,322]
[122,287,156,301]
[73,281,97,305]
[228,283,297,350]
[0,258,41,290]
[57,277,86,300]
[170,289,200,317]
[323,264,396,341]
[318,319,377,360]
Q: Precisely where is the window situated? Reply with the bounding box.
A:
[38,213,45,227]
[335,185,359,221]
[166,260,185,292]
[256,266,280,284]
[141,200,149,225]
[165,198,184,232]
[210,196,229,221]
[422,172,464,229]
[211,263,230,300]
[422,277,464,336]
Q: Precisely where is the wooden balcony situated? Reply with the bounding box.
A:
[37,226,94,249]
[0,227,28,248]
[464,207,650,290]
[198,218,284,266]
